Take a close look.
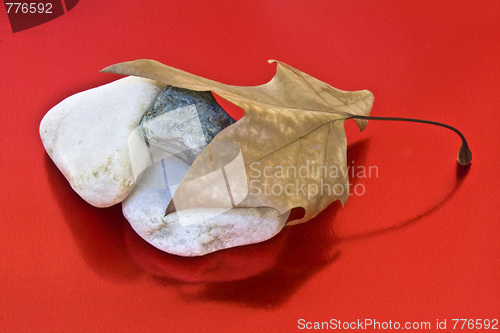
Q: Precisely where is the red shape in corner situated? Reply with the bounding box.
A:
[3,0,79,33]
[64,0,79,12]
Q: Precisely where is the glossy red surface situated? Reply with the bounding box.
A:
[1,1,498,332]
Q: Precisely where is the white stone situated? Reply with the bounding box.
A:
[40,76,165,207]
[122,156,289,256]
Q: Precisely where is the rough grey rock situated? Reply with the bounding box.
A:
[140,86,235,164]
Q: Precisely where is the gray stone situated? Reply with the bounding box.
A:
[140,86,235,164]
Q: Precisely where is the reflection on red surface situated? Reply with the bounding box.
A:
[121,141,373,306]
[43,139,366,306]
[124,223,288,283]
[124,202,342,307]
[46,138,468,308]
[44,155,142,281]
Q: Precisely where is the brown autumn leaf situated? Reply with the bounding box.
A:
[101,59,374,225]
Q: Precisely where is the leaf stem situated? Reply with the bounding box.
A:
[349,115,472,165]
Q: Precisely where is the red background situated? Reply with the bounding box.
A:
[1,1,498,332]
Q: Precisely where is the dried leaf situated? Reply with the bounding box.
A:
[102,60,374,224]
